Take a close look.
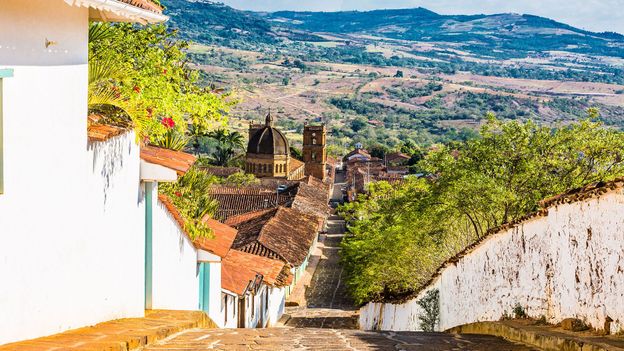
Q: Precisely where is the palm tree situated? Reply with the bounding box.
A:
[204,129,245,166]
[208,129,244,149]
[87,23,149,137]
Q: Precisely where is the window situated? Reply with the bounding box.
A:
[311,152,316,161]
[312,138,317,145]
[0,68,12,194]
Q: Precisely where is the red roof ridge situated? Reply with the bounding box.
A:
[195,216,237,258]
[141,145,196,175]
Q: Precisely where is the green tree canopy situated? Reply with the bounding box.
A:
[340,117,624,304]
[88,23,233,142]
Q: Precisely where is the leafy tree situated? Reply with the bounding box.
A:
[159,167,219,239]
[204,129,245,166]
[340,116,624,304]
[88,23,232,142]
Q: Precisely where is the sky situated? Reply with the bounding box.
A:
[219,0,624,34]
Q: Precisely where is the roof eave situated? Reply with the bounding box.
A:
[65,0,168,24]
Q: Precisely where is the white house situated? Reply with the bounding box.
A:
[0,0,166,345]
[221,250,292,328]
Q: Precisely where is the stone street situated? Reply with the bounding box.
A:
[145,170,537,350]
[144,327,538,350]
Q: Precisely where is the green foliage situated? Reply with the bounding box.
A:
[159,167,219,239]
[513,304,527,319]
[89,22,231,142]
[220,172,260,186]
[340,117,624,304]
[204,129,245,166]
[155,129,190,151]
[417,289,440,332]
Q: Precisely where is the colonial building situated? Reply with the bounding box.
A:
[245,112,327,181]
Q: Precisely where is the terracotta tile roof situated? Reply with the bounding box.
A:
[222,251,260,296]
[289,158,305,174]
[141,145,196,176]
[87,114,131,141]
[225,208,275,227]
[87,123,129,141]
[118,0,163,13]
[224,250,289,287]
[226,207,319,267]
[291,178,331,221]
[194,217,237,258]
[386,152,410,163]
[377,177,624,304]
[343,148,371,161]
[210,186,295,220]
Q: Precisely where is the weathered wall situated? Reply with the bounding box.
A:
[152,198,200,311]
[360,189,624,333]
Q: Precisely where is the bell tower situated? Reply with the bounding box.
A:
[302,124,327,181]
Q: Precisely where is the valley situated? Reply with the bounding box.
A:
[162,1,624,155]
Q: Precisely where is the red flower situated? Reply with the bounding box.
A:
[146,107,153,118]
[133,85,141,94]
[161,117,175,129]
[175,191,182,198]
[162,68,168,75]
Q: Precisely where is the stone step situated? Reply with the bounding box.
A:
[448,320,624,351]
[0,310,215,351]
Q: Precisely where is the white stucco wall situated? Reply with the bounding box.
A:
[0,1,151,343]
[206,260,224,327]
[244,285,268,328]
[360,190,624,333]
[222,292,239,328]
[267,286,286,327]
[152,198,200,311]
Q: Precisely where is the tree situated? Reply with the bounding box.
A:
[340,116,624,304]
[394,70,404,78]
[88,23,232,143]
[205,129,245,166]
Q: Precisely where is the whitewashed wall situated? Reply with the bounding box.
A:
[0,1,152,342]
[206,261,224,327]
[267,286,286,327]
[360,190,624,333]
[152,198,200,310]
[222,292,238,328]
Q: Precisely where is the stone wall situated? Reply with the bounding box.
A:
[360,187,624,333]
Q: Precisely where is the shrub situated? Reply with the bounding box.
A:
[417,289,440,332]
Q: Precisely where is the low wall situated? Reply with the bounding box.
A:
[360,187,624,334]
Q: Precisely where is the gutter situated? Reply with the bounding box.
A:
[64,0,169,24]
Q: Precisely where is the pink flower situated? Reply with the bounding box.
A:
[161,117,175,129]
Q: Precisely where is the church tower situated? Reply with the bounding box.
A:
[302,124,327,181]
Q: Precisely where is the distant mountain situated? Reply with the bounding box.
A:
[161,1,624,59]
[162,0,278,46]
[265,8,624,59]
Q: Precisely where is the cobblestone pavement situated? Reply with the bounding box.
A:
[285,170,358,329]
[145,327,538,350]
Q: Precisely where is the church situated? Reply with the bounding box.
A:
[244,112,327,181]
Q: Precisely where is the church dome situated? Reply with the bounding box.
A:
[247,112,290,156]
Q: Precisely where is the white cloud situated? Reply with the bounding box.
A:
[220,0,624,33]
